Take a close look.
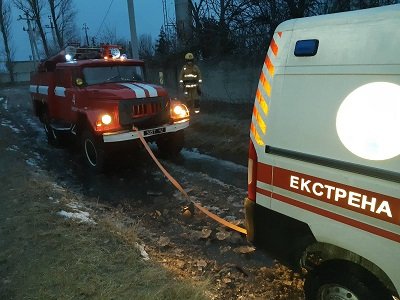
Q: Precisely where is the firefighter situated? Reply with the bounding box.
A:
[179,53,202,113]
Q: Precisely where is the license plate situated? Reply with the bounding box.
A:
[143,127,166,136]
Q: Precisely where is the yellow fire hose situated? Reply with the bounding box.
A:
[134,127,247,235]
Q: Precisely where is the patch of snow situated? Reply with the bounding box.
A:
[6,145,19,152]
[52,183,66,192]
[181,148,247,172]
[0,97,8,110]
[135,242,150,261]
[198,172,230,188]
[0,119,21,133]
[25,158,39,167]
[66,202,83,210]
[58,210,96,224]
[25,116,43,134]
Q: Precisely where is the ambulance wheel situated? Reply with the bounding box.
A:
[81,130,105,171]
[156,131,184,156]
[304,261,392,300]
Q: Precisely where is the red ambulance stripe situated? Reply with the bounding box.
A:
[270,38,278,57]
[270,191,400,244]
[257,163,272,185]
[274,167,400,225]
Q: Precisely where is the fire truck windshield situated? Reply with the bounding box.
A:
[83,65,144,85]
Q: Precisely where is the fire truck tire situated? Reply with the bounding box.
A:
[156,130,184,156]
[304,261,392,300]
[81,130,106,171]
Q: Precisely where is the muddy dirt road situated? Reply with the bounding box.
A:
[0,85,304,299]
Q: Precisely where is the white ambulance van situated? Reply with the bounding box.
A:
[245,4,400,299]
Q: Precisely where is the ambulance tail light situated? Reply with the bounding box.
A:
[248,139,258,202]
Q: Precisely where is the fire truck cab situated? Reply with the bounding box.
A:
[245,5,400,299]
[30,46,189,170]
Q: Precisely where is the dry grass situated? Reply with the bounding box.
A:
[1,200,209,300]
[0,144,208,300]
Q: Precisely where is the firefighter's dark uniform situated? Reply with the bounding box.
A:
[179,56,202,113]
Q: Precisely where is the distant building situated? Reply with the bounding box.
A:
[0,61,36,83]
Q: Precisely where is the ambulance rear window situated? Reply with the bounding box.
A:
[294,39,319,57]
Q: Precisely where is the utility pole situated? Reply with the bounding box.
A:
[162,0,175,41]
[18,13,40,67]
[126,0,139,59]
[175,0,192,49]
[82,23,90,46]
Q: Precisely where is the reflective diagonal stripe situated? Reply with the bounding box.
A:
[252,31,282,146]
[134,83,158,97]
[55,87,66,97]
[265,56,275,77]
[255,88,269,116]
[251,122,264,146]
[119,83,146,98]
[270,38,278,57]
[253,106,266,134]
[259,71,271,97]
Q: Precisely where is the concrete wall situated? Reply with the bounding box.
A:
[0,61,36,84]
[146,55,264,104]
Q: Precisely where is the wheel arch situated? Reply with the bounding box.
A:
[32,99,47,122]
[75,112,91,135]
[302,242,398,297]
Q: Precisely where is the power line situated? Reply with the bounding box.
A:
[96,0,115,37]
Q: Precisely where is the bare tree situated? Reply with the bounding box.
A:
[138,34,154,59]
[0,0,14,82]
[13,0,50,57]
[47,0,75,50]
[98,24,117,45]
[191,0,254,56]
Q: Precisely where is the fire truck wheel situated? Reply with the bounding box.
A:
[304,261,392,300]
[81,130,105,171]
[156,131,184,156]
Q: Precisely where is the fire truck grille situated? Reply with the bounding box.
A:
[118,97,169,128]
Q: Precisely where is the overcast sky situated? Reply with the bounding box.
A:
[11,0,175,61]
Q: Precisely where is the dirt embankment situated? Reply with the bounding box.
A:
[185,102,253,167]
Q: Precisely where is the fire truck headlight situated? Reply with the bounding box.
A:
[101,114,112,125]
[171,103,189,120]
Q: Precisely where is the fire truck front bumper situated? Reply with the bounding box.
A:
[102,121,189,143]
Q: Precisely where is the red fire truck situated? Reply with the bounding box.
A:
[30,45,189,170]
